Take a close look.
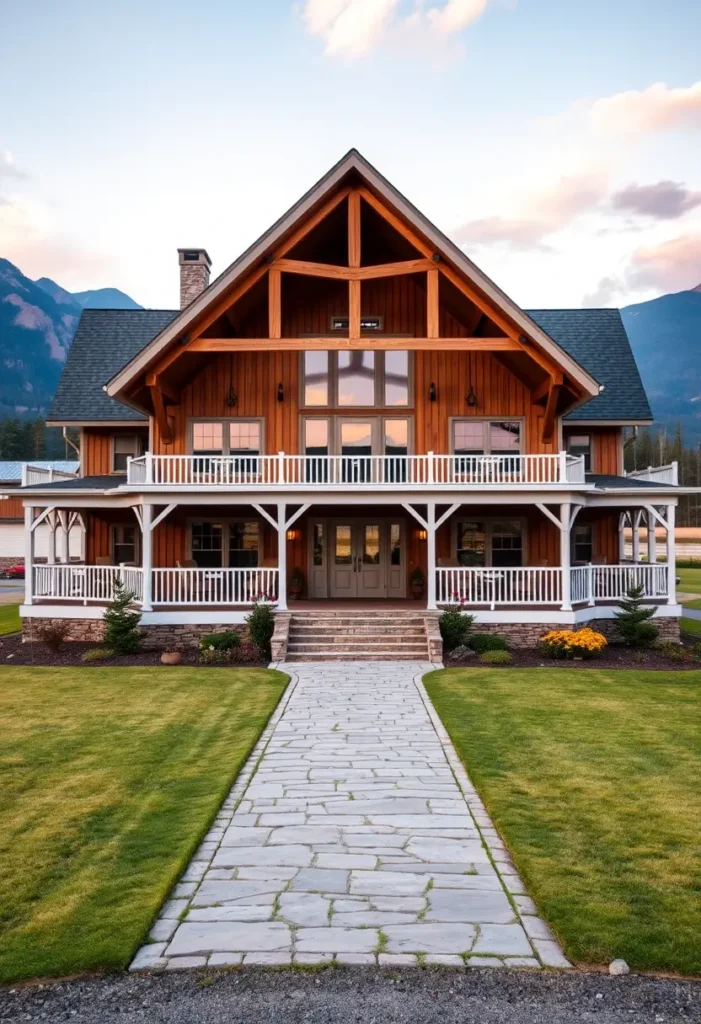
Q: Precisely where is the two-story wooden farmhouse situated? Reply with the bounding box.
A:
[19,150,687,657]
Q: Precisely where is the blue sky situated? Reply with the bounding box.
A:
[1,0,700,309]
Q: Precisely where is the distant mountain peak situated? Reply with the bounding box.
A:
[35,278,142,310]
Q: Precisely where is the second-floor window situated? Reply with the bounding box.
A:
[566,433,592,472]
[192,420,262,461]
[112,434,143,472]
[303,351,410,408]
[452,420,522,456]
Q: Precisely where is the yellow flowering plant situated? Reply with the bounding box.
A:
[538,628,607,660]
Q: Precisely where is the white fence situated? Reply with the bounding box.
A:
[151,567,279,606]
[33,565,143,603]
[127,452,586,488]
[624,462,678,486]
[437,563,669,608]
[22,464,78,487]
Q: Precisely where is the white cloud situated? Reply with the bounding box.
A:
[300,0,492,59]
[590,80,701,136]
[583,234,701,307]
[0,150,28,183]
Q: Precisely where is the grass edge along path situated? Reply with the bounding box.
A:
[424,667,701,976]
[0,666,288,983]
[0,602,21,635]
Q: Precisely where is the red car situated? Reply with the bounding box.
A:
[5,563,25,579]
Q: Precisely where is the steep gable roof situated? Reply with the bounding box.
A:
[105,149,599,401]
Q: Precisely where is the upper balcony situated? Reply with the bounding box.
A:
[126,452,588,489]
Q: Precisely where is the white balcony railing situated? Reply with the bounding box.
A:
[127,452,586,488]
[33,564,144,603]
[624,462,678,486]
[437,563,669,609]
[22,464,79,487]
[151,567,279,606]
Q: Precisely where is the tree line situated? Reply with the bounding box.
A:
[0,417,79,463]
[624,424,701,527]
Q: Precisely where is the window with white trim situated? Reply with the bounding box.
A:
[190,521,261,569]
[112,434,143,472]
[572,523,593,563]
[566,434,592,472]
[191,420,262,456]
[455,519,524,568]
[452,420,521,456]
[302,351,411,408]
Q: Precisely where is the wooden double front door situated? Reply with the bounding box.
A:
[307,518,406,599]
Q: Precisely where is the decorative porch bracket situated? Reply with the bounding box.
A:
[252,502,311,611]
[402,502,461,610]
[535,502,581,611]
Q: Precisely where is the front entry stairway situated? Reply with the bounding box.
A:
[285,610,431,661]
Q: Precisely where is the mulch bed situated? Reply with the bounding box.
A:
[0,632,268,668]
[448,643,701,671]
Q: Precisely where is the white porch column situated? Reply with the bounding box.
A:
[426,501,437,611]
[647,508,657,566]
[141,503,153,611]
[560,501,572,612]
[59,510,70,564]
[666,503,676,605]
[47,510,57,565]
[618,513,627,562]
[24,505,34,606]
[277,502,288,612]
[632,509,642,563]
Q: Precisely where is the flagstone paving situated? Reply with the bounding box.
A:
[132,661,570,971]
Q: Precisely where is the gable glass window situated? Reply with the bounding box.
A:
[301,351,411,408]
[112,524,138,565]
[572,524,593,564]
[567,434,592,472]
[112,434,142,473]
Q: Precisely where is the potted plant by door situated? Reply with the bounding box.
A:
[410,567,425,599]
[289,566,305,599]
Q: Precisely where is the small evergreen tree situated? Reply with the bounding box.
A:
[246,599,275,660]
[103,578,142,654]
[614,584,659,648]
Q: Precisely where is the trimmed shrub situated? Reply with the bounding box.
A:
[199,631,241,665]
[469,632,510,654]
[246,599,276,660]
[479,649,513,665]
[614,584,659,649]
[81,647,113,663]
[35,620,69,652]
[538,628,607,660]
[103,579,142,655]
[439,603,474,653]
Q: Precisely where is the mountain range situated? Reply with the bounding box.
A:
[0,255,699,441]
[0,258,141,419]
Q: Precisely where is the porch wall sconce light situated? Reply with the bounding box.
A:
[277,383,284,403]
[225,385,237,408]
[466,384,477,407]
[286,528,299,541]
[417,529,428,541]
[428,382,437,402]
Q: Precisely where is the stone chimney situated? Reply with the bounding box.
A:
[178,248,211,309]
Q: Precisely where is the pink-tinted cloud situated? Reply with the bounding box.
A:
[591,80,701,136]
[611,181,701,219]
[627,234,701,293]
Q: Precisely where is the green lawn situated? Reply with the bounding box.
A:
[424,668,701,975]
[678,567,701,602]
[681,616,701,636]
[0,602,21,635]
[0,666,288,983]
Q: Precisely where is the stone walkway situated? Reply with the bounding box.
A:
[132,662,570,971]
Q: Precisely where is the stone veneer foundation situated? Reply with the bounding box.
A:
[21,619,248,649]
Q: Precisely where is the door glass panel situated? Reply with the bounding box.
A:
[363,525,380,564]
[338,351,375,406]
[384,419,408,455]
[191,522,223,568]
[304,351,329,406]
[304,419,329,482]
[341,421,373,482]
[491,521,523,568]
[229,422,260,475]
[313,523,324,566]
[334,525,352,564]
[457,521,486,567]
[385,351,409,406]
[228,522,260,568]
[390,524,401,566]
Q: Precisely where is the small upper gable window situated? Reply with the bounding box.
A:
[566,434,591,472]
[112,434,142,473]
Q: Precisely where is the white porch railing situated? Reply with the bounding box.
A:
[127,451,586,488]
[33,565,144,603]
[22,464,79,487]
[624,462,678,485]
[437,563,669,608]
[151,567,279,606]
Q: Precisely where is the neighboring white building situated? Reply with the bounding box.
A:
[0,462,81,562]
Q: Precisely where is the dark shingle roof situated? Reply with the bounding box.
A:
[588,474,670,490]
[22,475,126,491]
[526,309,652,422]
[50,306,652,425]
[48,310,178,422]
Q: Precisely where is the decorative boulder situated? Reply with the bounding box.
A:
[608,959,630,976]
[161,651,182,666]
[448,644,477,662]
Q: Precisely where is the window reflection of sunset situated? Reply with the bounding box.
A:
[341,422,372,447]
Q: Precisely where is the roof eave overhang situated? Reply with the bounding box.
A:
[563,419,654,427]
[105,151,601,402]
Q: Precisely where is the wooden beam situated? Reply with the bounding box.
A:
[427,268,439,339]
[349,280,361,341]
[357,187,433,258]
[188,336,520,353]
[271,257,434,280]
[149,381,172,444]
[268,268,281,339]
[275,186,352,258]
[532,371,563,403]
[541,382,562,444]
[145,373,179,404]
[348,190,361,269]
[190,263,269,343]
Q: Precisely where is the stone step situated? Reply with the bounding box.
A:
[290,618,426,627]
[285,652,425,661]
[287,642,429,653]
[289,626,426,637]
[286,612,429,662]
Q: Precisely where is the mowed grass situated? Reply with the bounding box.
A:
[0,666,287,983]
[424,668,701,975]
[681,616,701,637]
[678,567,701,603]
[0,602,21,635]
